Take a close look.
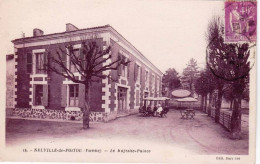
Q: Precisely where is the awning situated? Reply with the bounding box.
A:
[176,97,198,102]
[155,97,171,101]
[143,97,156,101]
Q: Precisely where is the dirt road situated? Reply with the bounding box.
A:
[6,109,249,156]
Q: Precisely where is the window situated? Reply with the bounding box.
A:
[36,53,46,74]
[69,84,79,106]
[27,53,32,74]
[70,49,80,73]
[35,85,43,105]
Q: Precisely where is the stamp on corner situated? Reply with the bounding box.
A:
[225,1,257,43]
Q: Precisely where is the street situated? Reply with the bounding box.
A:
[6,109,249,156]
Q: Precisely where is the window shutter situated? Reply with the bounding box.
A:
[79,48,85,70]
[62,52,67,72]
[78,84,86,109]
[44,52,48,74]
[127,60,130,79]
[61,84,67,107]
[140,67,142,83]
[26,53,32,74]
[117,54,121,76]
[43,84,48,106]
[134,63,137,81]
[136,90,140,106]
[32,85,36,106]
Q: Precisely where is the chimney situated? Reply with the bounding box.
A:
[66,23,79,32]
[33,28,44,37]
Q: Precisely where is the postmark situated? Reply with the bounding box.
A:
[225,1,257,43]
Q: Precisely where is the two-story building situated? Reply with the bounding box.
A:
[11,24,163,121]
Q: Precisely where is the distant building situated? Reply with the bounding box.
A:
[11,24,163,121]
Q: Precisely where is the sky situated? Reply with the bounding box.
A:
[0,0,223,74]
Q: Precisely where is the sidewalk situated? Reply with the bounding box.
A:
[186,110,249,154]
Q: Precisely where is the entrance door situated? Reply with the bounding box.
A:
[118,87,127,112]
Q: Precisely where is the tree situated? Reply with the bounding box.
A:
[194,71,208,112]
[242,83,249,102]
[205,16,226,124]
[194,66,216,113]
[223,84,236,110]
[206,16,251,139]
[162,68,180,96]
[181,58,200,91]
[45,40,130,129]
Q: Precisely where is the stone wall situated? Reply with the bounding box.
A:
[11,108,118,122]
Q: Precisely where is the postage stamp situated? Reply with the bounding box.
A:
[225,1,257,43]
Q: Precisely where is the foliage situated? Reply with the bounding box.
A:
[181,58,200,91]
[206,15,251,139]
[194,67,216,96]
[162,68,181,91]
[242,83,249,101]
[223,84,235,102]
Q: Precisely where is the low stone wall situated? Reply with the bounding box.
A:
[10,108,138,122]
[11,108,116,122]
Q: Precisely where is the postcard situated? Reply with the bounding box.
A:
[0,0,257,163]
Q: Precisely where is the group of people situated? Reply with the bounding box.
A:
[146,103,168,117]
[139,99,170,117]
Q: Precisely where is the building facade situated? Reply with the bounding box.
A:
[11,24,163,121]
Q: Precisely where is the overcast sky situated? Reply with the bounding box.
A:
[0,0,223,74]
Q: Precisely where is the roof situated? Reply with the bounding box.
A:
[155,97,171,101]
[12,24,163,75]
[12,25,111,43]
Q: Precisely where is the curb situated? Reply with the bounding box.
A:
[104,112,139,122]
[116,112,138,119]
[6,116,99,124]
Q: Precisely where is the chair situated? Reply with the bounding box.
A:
[180,110,187,119]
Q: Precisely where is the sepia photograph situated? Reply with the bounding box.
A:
[0,0,257,163]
